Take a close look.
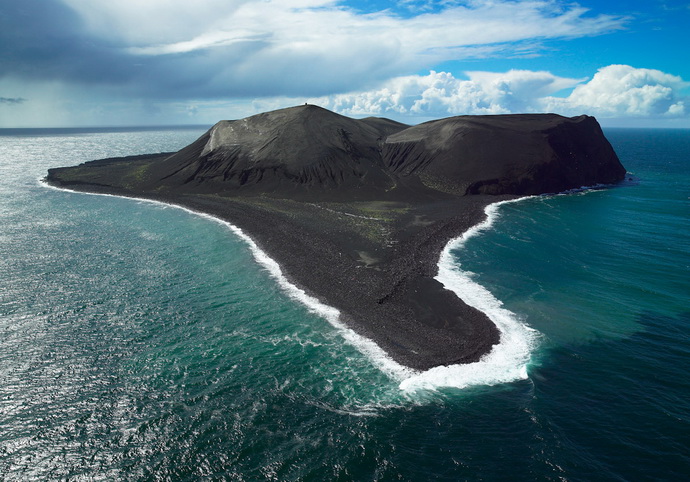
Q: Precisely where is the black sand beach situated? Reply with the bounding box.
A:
[45,105,625,370]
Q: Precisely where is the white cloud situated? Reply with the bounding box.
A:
[544,64,688,117]
[312,65,688,121]
[61,0,253,45]
[58,0,624,96]
[63,0,623,53]
[4,65,687,127]
[317,69,585,116]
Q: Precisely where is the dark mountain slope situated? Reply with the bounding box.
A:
[382,113,625,196]
[128,106,625,201]
[143,105,414,200]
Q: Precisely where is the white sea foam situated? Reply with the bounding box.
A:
[184,208,417,381]
[399,198,540,391]
[41,180,538,391]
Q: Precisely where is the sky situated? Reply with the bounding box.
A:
[1,0,689,128]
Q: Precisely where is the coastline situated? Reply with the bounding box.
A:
[39,106,627,373]
[42,179,538,387]
[41,179,418,380]
[409,198,539,389]
[7,118,685,482]
[42,170,512,372]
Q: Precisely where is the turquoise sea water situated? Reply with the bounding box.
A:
[0,127,688,480]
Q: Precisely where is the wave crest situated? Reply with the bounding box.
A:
[400,199,539,391]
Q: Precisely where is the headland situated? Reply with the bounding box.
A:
[45,105,626,370]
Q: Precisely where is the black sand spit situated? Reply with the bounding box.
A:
[46,105,626,370]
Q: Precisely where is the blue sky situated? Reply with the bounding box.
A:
[1,0,688,127]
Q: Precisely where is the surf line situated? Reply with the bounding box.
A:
[40,180,415,381]
[400,197,541,391]
[41,180,538,391]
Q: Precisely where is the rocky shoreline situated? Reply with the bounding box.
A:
[45,170,507,370]
[45,105,626,370]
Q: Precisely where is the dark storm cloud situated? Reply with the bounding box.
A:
[0,0,385,101]
[0,0,134,84]
[0,0,333,99]
[0,0,629,102]
[0,97,26,104]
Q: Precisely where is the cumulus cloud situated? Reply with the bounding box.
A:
[319,69,584,116]
[316,65,688,120]
[544,65,687,117]
[1,0,625,99]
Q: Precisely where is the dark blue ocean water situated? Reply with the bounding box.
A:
[0,127,688,480]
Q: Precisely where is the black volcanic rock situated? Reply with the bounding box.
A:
[143,106,411,200]
[131,105,625,200]
[382,113,625,195]
[45,105,626,371]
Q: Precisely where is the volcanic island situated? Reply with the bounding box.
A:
[46,105,626,371]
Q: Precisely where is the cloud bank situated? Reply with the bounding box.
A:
[1,1,687,126]
[1,0,624,98]
[316,65,688,120]
[545,65,687,117]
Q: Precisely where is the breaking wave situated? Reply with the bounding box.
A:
[400,198,540,391]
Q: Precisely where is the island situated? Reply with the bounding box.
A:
[45,105,626,370]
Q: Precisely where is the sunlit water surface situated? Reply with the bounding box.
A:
[0,127,688,480]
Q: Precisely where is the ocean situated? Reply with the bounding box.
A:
[0,126,688,480]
